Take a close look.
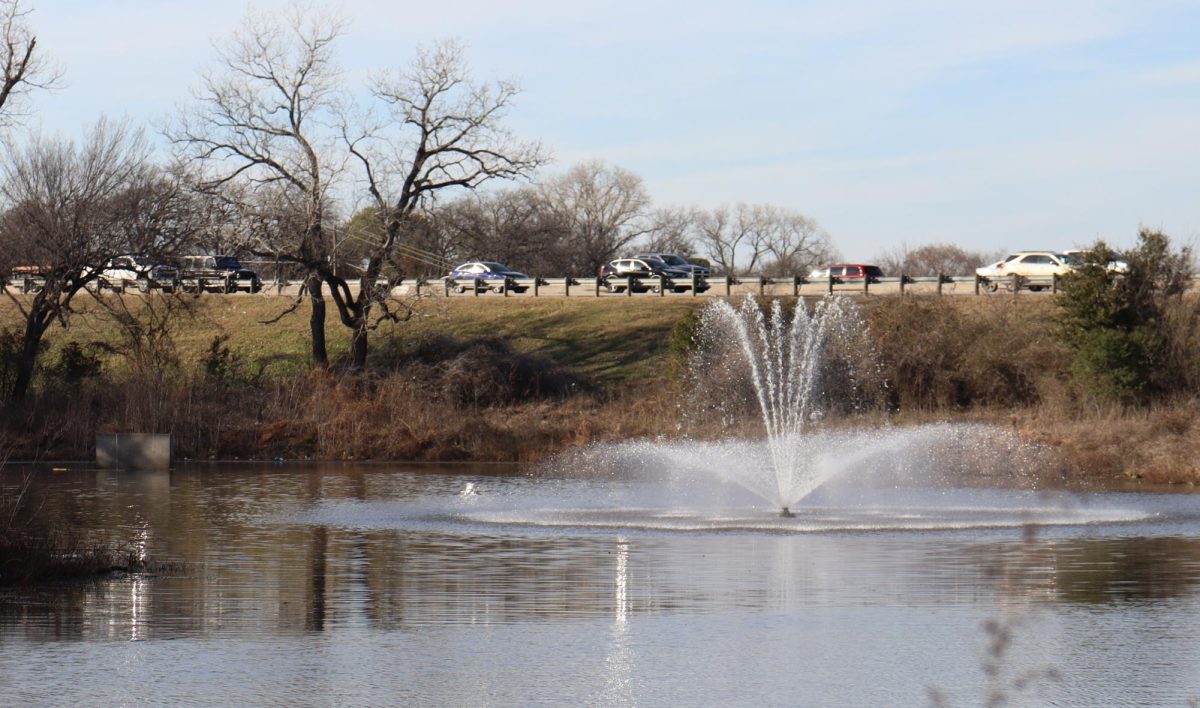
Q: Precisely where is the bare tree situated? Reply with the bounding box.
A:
[876,242,997,277]
[426,188,570,275]
[757,205,835,277]
[0,120,182,402]
[1,0,57,128]
[170,3,345,366]
[538,161,652,274]
[694,206,742,275]
[342,38,545,367]
[643,206,696,256]
[695,203,833,276]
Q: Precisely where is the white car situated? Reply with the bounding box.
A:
[1063,249,1130,274]
[92,255,179,292]
[975,251,1078,291]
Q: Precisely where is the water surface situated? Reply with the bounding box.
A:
[2,464,1198,706]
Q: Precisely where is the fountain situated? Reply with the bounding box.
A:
[689,295,873,514]
[295,295,1148,536]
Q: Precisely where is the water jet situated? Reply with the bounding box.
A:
[692,295,869,512]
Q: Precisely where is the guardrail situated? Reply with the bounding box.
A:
[427,272,1200,297]
[9,271,1200,298]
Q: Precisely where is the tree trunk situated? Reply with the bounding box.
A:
[307,277,329,367]
[350,323,368,369]
[9,315,49,403]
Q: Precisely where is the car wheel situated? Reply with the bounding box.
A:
[455,285,466,294]
[1028,285,1044,292]
[138,278,150,293]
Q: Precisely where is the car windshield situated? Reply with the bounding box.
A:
[658,255,688,266]
[644,258,669,268]
[481,262,512,272]
[1059,253,1081,266]
[214,256,241,269]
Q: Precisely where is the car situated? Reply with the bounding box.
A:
[975,251,1078,291]
[1063,249,1130,274]
[633,253,711,277]
[600,257,698,293]
[93,255,179,293]
[808,264,885,282]
[180,254,263,293]
[447,261,530,293]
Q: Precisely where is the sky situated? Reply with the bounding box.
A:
[18,0,1200,261]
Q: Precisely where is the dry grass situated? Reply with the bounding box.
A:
[2,292,1199,484]
[1017,400,1200,485]
[866,296,1069,410]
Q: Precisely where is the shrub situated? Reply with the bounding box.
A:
[44,341,104,384]
[378,333,588,406]
[1056,229,1194,404]
[867,297,1065,411]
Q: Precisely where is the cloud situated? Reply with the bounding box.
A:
[17,0,1200,256]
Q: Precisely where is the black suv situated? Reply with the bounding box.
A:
[599,257,706,293]
[180,255,263,293]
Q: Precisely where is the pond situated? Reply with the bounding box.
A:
[1,463,1199,705]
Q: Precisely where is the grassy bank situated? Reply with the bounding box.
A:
[1,293,1198,484]
[1,296,695,461]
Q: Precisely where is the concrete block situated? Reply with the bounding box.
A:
[96,433,174,470]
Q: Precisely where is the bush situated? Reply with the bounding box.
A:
[1057,229,1194,404]
[867,297,1066,411]
[44,341,104,384]
[379,334,587,406]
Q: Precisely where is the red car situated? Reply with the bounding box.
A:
[808,264,885,281]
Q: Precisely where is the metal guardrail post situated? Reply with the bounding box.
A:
[974,274,981,296]
[502,278,508,297]
[692,272,699,297]
[759,277,767,296]
[474,278,481,297]
[793,275,801,297]
[626,275,634,296]
[533,276,540,297]
[1052,273,1059,294]
[659,274,667,296]
[899,274,907,296]
[827,274,834,295]
[725,276,733,297]
[936,273,944,296]
[444,279,450,297]
[863,275,869,295]
[1010,274,1020,295]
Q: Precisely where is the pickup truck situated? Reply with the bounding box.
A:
[179,255,263,293]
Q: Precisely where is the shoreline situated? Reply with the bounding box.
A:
[2,295,1197,487]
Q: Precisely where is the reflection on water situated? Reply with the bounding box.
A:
[0,464,1198,705]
